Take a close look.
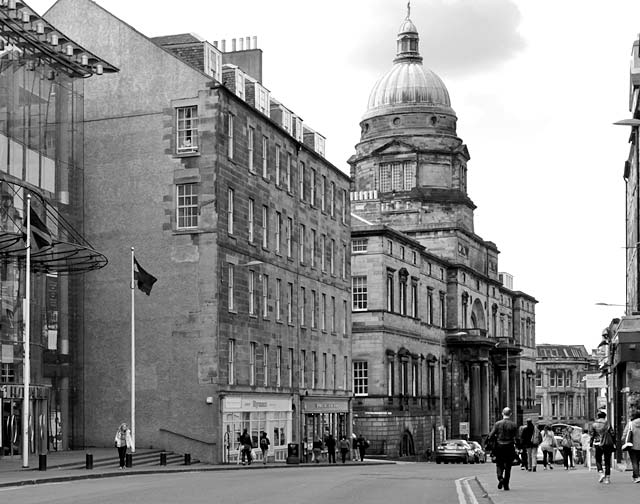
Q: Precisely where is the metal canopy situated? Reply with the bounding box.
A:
[0,0,118,78]
[0,178,108,274]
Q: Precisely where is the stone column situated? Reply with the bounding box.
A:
[481,362,489,435]
[471,363,481,438]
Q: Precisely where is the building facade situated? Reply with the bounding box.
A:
[46,0,351,464]
[0,2,114,459]
[349,10,537,456]
[534,344,599,428]
[605,34,640,463]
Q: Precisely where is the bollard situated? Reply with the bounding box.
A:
[184,453,191,466]
[86,453,93,470]
[125,453,133,468]
[160,452,167,466]
[38,453,47,471]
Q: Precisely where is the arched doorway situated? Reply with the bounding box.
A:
[400,429,415,456]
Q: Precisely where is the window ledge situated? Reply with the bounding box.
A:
[174,151,200,158]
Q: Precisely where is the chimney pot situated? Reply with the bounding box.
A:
[232,38,236,51]
[246,36,250,49]
[252,36,257,49]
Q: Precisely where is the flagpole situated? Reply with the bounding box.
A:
[131,246,135,453]
[22,195,31,468]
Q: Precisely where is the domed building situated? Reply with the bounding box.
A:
[349,8,538,457]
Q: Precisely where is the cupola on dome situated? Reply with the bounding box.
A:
[363,9,452,120]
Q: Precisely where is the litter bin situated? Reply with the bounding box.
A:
[286,443,300,464]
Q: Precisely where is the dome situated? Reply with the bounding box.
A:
[365,63,451,113]
[363,11,452,120]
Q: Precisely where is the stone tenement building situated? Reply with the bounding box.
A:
[349,10,537,456]
[46,0,351,464]
[535,344,599,428]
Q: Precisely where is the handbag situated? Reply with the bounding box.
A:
[599,427,615,449]
[622,421,633,451]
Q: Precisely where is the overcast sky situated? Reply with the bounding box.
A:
[31,0,640,350]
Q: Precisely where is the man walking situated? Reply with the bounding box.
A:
[488,407,518,491]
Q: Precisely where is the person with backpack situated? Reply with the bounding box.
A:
[526,420,542,472]
[357,433,369,461]
[259,431,270,465]
[590,411,615,484]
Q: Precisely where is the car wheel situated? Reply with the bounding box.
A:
[436,459,441,464]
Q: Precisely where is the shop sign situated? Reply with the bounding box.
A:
[301,398,349,413]
[0,384,48,399]
[585,373,607,389]
[459,422,469,436]
[222,395,291,412]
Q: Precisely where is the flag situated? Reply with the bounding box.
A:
[23,207,52,250]
[134,256,157,295]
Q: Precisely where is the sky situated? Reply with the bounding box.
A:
[29,0,640,350]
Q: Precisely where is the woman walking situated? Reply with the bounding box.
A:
[622,411,640,483]
[114,422,132,469]
[590,411,615,484]
[560,429,574,470]
[540,425,556,470]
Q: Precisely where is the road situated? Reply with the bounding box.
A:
[0,462,490,504]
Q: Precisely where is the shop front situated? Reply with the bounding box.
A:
[300,396,351,462]
[221,394,292,464]
[1,384,49,458]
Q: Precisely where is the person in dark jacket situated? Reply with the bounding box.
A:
[487,407,518,491]
[590,411,615,484]
[339,436,350,463]
[238,428,253,465]
[326,433,337,464]
[357,433,368,461]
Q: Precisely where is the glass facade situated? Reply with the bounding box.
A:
[0,49,88,456]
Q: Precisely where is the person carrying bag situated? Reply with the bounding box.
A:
[622,415,640,483]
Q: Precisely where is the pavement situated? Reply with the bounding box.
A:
[475,462,640,504]
[0,448,391,488]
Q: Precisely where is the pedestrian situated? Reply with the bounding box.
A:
[339,435,350,463]
[527,420,542,472]
[580,429,592,471]
[520,419,534,472]
[312,437,323,463]
[539,424,556,470]
[590,411,615,484]
[326,433,336,464]
[516,423,528,470]
[560,429,574,470]
[259,431,270,465]
[351,432,359,461]
[357,433,368,461]
[114,422,132,470]
[487,407,518,491]
[238,428,253,465]
[621,410,640,483]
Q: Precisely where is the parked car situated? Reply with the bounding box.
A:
[469,441,486,463]
[435,439,475,464]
